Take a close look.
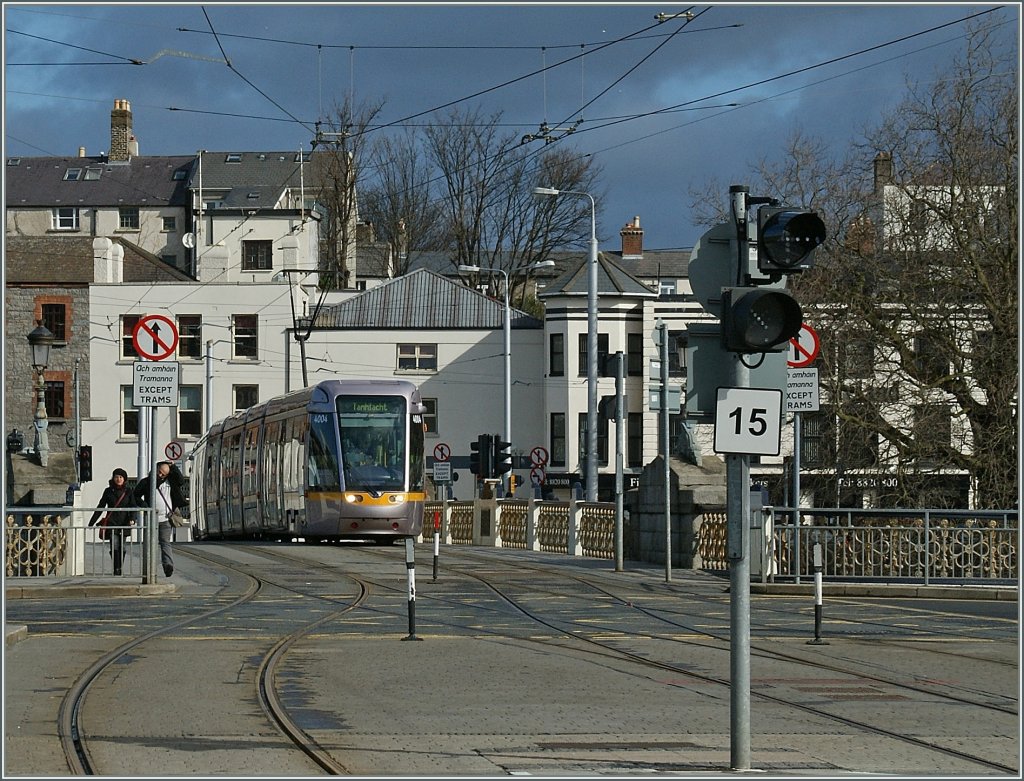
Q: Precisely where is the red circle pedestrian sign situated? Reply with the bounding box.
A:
[787,324,820,368]
[133,314,179,361]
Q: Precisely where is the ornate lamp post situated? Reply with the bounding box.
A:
[28,322,54,467]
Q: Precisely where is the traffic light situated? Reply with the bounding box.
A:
[756,206,826,276]
[491,435,512,477]
[78,445,93,482]
[469,434,492,478]
[721,287,802,353]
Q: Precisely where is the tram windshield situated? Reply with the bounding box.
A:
[337,395,407,492]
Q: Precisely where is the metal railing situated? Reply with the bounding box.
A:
[5,506,156,578]
[766,507,1018,585]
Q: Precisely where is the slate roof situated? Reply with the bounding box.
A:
[311,268,542,330]
[539,252,658,298]
[193,151,335,207]
[609,248,692,280]
[5,235,195,284]
[5,156,194,207]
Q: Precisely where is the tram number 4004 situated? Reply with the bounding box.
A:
[713,387,783,457]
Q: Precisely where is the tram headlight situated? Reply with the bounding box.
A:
[344,493,363,504]
[388,494,406,504]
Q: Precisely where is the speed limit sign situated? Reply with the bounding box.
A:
[713,387,782,456]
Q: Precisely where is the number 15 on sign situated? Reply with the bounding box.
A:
[714,387,783,456]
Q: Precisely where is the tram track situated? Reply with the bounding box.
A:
[57,546,367,776]
[414,547,1017,775]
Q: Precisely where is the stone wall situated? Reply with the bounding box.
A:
[624,454,727,568]
[4,286,91,459]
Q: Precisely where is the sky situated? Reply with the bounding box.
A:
[3,2,1019,249]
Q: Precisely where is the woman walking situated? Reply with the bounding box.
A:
[88,468,134,575]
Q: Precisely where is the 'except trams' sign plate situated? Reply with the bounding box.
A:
[133,361,180,407]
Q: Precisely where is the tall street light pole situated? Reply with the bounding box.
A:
[533,186,598,501]
[460,260,554,494]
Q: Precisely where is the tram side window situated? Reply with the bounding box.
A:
[307,413,341,491]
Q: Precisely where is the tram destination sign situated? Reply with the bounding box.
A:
[133,361,180,407]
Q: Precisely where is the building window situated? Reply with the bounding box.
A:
[550,413,566,467]
[162,216,176,232]
[422,398,438,434]
[121,314,141,359]
[63,168,82,181]
[913,403,951,466]
[41,303,68,342]
[578,333,609,377]
[397,344,437,372]
[52,207,79,231]
[800,408,835,468]
[242,239,273,271]
[841,336,873,380]
[232,315,258,359]
[627,333,643,376]
[178,315,202,359]
[628,412,643,467]
[911,332,950,383]
[119,207,140,230]
[580,412,608,466]
[225,153,242,163]
[83,167,102,181]
[549,333,564,377]
[668,331,686,377]
[44,380,65,418]
[233,385,259,413]
[178,386,203,437]
[121,386,139,438]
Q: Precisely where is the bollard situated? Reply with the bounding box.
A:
[432,509,440,582]
[401,536,423,641]
[807,542,829,645]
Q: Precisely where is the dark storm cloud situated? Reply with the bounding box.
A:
[4,3,1018,247]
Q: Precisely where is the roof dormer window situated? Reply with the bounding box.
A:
[173,169,187,180]
[7,158,21,166]
[294,151,311,162]
[83,167,102,180]
[64,168,82,181]
[247,192,260,200]
[225,153,242,163]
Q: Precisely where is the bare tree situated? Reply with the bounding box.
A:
[712,24,1017,509]
[422,105,603,304]
[311,97,384,289]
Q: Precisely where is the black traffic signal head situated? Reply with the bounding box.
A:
[721,287,802,353]
[78,445,94,482]
[491,435,512,477]
[757,206,826,275]
[470,434,493,477]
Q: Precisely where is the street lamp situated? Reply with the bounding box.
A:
[459,260,554,493]
[533,185,599,501]
[27,322,55,467]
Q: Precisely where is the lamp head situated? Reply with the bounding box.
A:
[530,260,555,270]
[27,322,55,371]
[533,186,560,197]
[458,264,481,273]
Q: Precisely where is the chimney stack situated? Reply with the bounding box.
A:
[110,99,133,162]
[873,151,893,192]
[78,146,86,158]
[620,216,643,259]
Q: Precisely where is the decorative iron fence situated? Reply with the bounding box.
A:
[5,507,154,578]
[767,507,1018,584]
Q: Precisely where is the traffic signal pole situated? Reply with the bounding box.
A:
[727,185,752,770]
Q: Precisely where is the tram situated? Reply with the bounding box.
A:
[189,379,426,542]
